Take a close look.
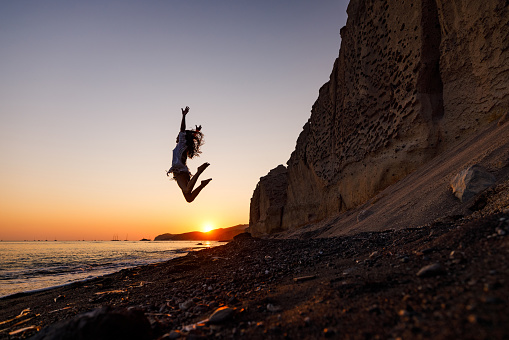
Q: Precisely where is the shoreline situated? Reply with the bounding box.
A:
[1,213,509,339]
[0,242,217,300]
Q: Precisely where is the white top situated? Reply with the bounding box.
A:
[168,131,189,175]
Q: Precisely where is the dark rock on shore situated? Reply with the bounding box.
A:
[30,307,152,340]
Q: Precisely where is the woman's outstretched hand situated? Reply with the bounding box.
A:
[180,106,189,132]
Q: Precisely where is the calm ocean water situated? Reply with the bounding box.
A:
[0,241,219,298]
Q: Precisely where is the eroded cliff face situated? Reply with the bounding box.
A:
[250,0,509,236]
[249,165,288,235]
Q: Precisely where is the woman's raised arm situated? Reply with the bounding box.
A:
[180,106,189,132]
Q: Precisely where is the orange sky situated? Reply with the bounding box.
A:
[0,160,249,240]
[0,1,348,241]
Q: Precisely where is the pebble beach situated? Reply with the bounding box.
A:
[1,211,509,339]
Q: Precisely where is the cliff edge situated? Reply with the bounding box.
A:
[250,0,509,236]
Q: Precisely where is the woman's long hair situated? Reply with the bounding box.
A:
[185,126,204,159]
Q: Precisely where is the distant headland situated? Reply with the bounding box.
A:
[154,224,247,241]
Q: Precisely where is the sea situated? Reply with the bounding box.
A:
[0,240,219,298]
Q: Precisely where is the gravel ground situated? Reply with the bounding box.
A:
[1,208,509,339]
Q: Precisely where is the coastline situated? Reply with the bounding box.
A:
[1,213,509,339]
[0,241,219,300]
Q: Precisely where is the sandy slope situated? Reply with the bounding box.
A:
[279,118,509,239]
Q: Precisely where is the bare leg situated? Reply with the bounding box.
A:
[174,172,191,195]
[184,178,212,203]
[174,164,211,203]
[186,162,210,193]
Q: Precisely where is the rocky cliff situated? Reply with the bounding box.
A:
[250,0,509,236]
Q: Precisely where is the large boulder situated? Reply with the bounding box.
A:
[249,165,288,236]
[451,165,496,202]
[30,307,152,340]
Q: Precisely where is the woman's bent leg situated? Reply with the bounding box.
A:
[185,178,212,203]
[187,162,209,192]
[174,165,211,203]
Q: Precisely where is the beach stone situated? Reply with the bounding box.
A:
[53,295,65,302]
[417,263,445,277]
[179,299,195,311]
[194,304,209,313]
[228,296,240,305]
[30,306,152,340]
[450,165,496,202]
[267,303,282,312]
[208,306,234,324]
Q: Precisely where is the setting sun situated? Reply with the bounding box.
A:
[202,224,214,233]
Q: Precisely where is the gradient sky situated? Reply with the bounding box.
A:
[0,0,349,241]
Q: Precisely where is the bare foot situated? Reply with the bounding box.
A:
[201,178,212,186]
[197,162,210,173]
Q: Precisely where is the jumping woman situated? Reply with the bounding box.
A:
[166,106,211,202]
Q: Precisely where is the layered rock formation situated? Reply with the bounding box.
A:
[250,0,509,235]
[249,165,288,235]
